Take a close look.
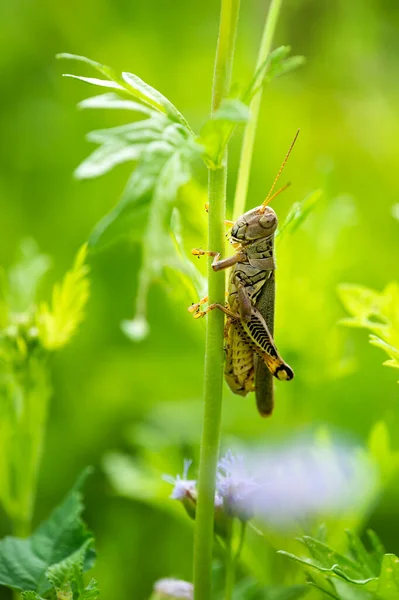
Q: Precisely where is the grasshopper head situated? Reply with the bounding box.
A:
[231,130,299,245]
[231,206,278,243]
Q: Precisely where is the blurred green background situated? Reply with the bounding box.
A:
[1,0,399,598]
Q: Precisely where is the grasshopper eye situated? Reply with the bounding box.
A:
[259,212,277,230]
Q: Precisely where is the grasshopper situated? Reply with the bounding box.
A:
[189,131,299,417]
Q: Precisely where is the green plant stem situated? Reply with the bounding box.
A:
[233,0,283,219]
[193,1,240,599]
[224,534,235,600]
[234,520,247,562]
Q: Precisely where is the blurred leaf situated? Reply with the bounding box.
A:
[78,92,154,114]
[276,189,323,240]
[36,244,90,350]
[279,530,399,600]
[75,116,170,179]
[120,150,206,340]
[199,98,249,167]
[338,282,399,375]
[58,53,193,131]
[0,469,94,594]
[2,239,51,315]
[21,593,46,600]
[81,579,100,600]
[367,421,399,485]
[244,46,305,103]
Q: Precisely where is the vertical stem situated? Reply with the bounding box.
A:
[224,544,235,600]
[233,0,283,219]
[194,1,240,599]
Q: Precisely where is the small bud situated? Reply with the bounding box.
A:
[151,578,193,600]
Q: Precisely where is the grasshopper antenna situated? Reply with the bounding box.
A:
[261,129,300,210]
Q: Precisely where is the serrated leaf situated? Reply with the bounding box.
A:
[58,53,193,131]
[338,282,399,376]
[121,145,205,341]
[36,244,89,350]
[280,533,399,600]
[88,125,198,247]
[0,469,94,595]
[46,538,93,589]
[81,579,100,600]
[75,117,169,179]
[21,593,46,600]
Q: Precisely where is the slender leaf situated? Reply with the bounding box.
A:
[58,53,193,131]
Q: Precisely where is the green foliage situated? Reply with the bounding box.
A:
[199,98,250,168]
[59,47,305,340]
[279,530,399,600]
[0,242,90,531]
[200,46,304,168]
[243,46,305,102]
[0,470,95,596]
[59,54,207,339]
[36,244,90,350]
[276,189,323,241]
[338,282,399,374]
[57,53,193,132]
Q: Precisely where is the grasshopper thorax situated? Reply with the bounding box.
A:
[230,206,278,244]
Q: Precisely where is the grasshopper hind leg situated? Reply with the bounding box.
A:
[254,356,274,417]
[224,322,256,396]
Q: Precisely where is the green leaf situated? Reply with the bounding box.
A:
[21,593,46,600]
[0,469,94,595]
[81,579,100,600]
[199,98,249,167]
[367,421,399,485]
[279,532,399,600]
[120,145,205,341]
[75,116,170,179]
[36,244,90,350]
[276,189,323,240]
[58,53,193,131]
[376,554,399,599]
[46,538,93,590]
[338,282,399,374]
[78,92,154,114]
[88,124,199,247]
[4,238,52,315]
[243,46,305,104]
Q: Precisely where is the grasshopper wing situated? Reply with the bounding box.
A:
[254,271,276,416]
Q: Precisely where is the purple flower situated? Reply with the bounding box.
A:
[217,439,377,527]
[163,459,196,502]
[153,578,193,599]
[217,451,260,520]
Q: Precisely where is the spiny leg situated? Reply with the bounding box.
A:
[192,302,239,320]
[188,292,230,317]
[191,248,245,272]
[188,295,208,314]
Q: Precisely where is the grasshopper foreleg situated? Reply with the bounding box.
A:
[188,299,239,320]
[191,249,245,272]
